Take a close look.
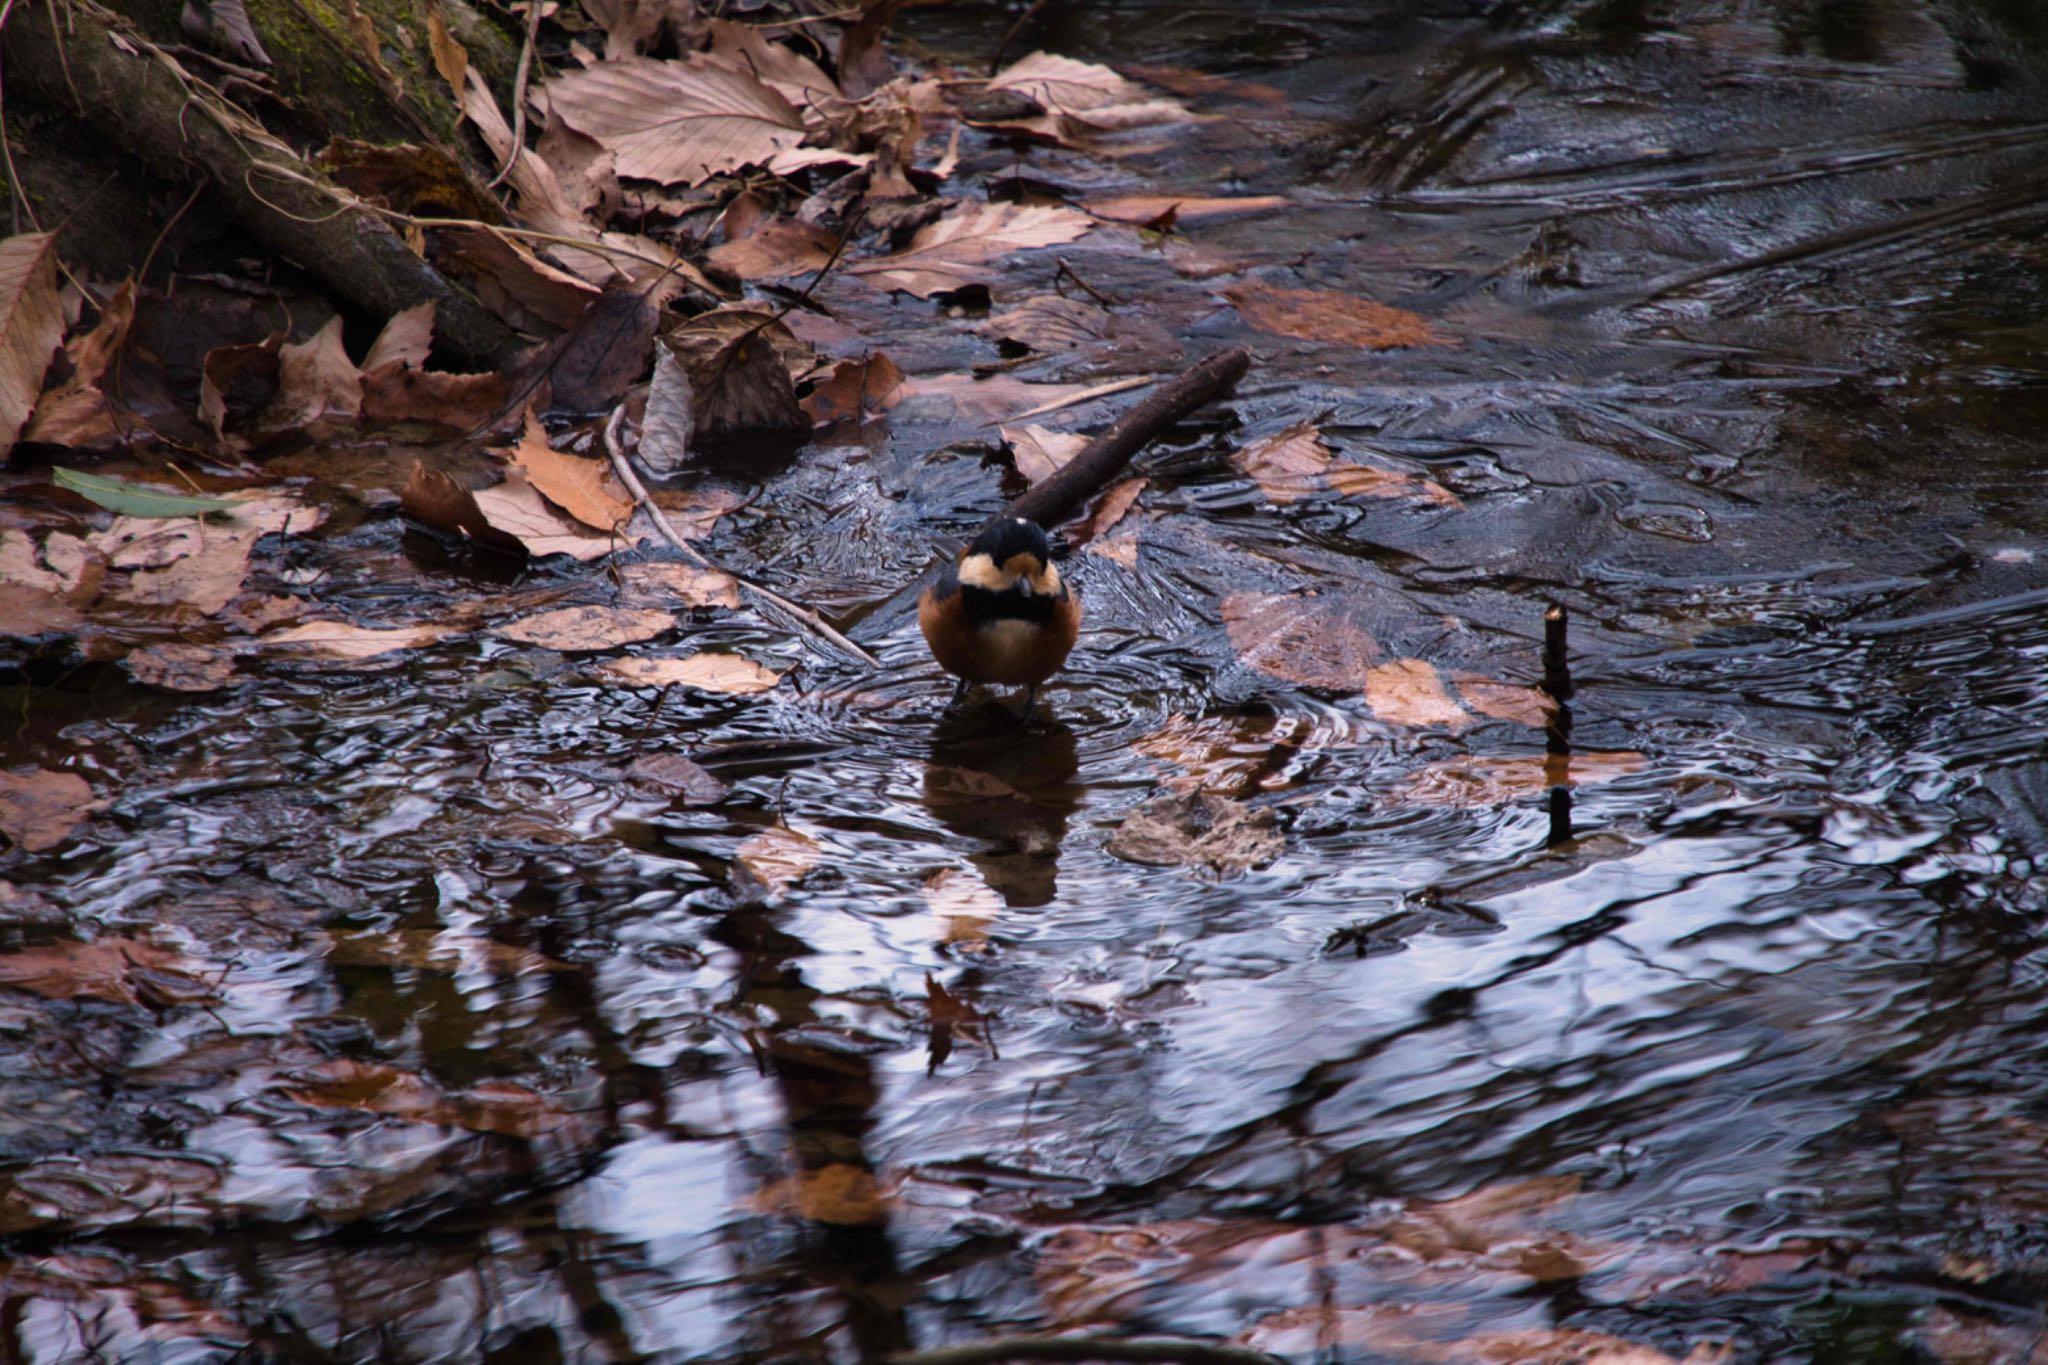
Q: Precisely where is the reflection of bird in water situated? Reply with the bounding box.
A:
[924,709,1081,907]
[919,517,1080,717]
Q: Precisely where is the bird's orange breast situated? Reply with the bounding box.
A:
[920,580,1079,686]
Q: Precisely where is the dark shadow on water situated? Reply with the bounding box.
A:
[922,703,1082,908]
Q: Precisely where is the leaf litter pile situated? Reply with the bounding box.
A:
[0,0,2036,1361]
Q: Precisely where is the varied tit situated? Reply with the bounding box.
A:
[918,516,1081,713]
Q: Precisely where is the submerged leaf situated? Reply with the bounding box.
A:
[52,468,238,518]
[731,824,819,897]
[1237,423,1459,507]
[0,768,100,853]
[0,937,211,1006]
[596,653,783,693]
[281,1059,572,1138]
[1225,283,1446,349]
[259,620,451,662]
[1105,791,1284,874]
[850,203,1092,298]
[493,605,672,651]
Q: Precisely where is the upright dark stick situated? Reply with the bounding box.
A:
[1541,603,1573,701]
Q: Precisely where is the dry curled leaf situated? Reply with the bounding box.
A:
[849,202,1093,299]
[595,653,783,694]
[0,232,65,460]
[1105,790,1284,874]
[472,473,624,561]
[1001,423,1088,484]
[0,768,101,853]
[1225,283,1446,349]
[494,605,672,651]
[979,51,1190,145]
[708,218,840,281]
[658,309,809,443]
[1085,193,1290,223]
[21,280,137,450]
[803,352,905,427]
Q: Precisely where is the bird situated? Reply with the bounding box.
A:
[919,516,1081,715]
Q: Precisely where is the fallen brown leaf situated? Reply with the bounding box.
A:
[20,280,137,450]
[361,301,436,371]
[0,937,210,1006]
[625,752,728,806]
[849,202,1093,298]
[1134,711,1331,794]
[616,561,743,609]
[1453,675,1557,728]
[731,824,820,897]
[436,226,601,332]
[1071,477,1147,545]
[0,768,101,853]
[803,352,905,427]
[751,1163,892,1225]
[546,282,664,415]
[260,316,361,435]
[1226,283,1446,349]
[1085,194,1290,223]
[1105,790,1283,874]
[259,620,451,662]
[361,364,512,432]
[658,309,809,443]
[980,51,1190,144]
[500,412,634,532]
[1221,592,1382,691]
[924,971,994,1072]
[595,653,783,693]
[546,55,807,185]
[708,218,840,281]
[98,494,320,617]
[281,1058,573,1138]
[493,605,672,651]
[473,473,623,560]
[196,334,283,445]
[0,232,65,460]
[1001,423,1087,483]
[123,642,239,692]
[1365,659,1471,730]
[1237,423,1460,507]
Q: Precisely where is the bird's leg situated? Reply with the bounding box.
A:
[948,676,969,708]
[1020,685,1039,723]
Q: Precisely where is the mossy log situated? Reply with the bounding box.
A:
[1,0,521,365]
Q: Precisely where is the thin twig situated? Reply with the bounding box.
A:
[1055,256,1119,308]
[987,0,1049,75]
[603,410,879,667]
[139,181,205,282]
[488,0,542,190]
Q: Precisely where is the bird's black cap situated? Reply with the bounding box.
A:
[967,516,1051,565]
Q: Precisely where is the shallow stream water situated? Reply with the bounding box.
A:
[7,1,2048,1361]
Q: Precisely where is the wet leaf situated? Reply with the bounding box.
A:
[473,473,623,561]
[802,352,905,427]
[281,1059,573,1138]
[436,226,601,332]
[731,824,820,897]
[639,343,694,473]
[1071,477,1146,546]
[1365,659,1472,731]
[546,56,807,185]
[1085,194,1291,224]
[0,586,84,638]
[0,937,210,1006]
[361,364,512,431]
[596,653,783,693]
[616,561,743,609]
[96,495,318,616]
[898,371,1142,426]
[849,202,1093,298]
[51,469,238,518]
[1105,791,1283,874]
[751,1163,891,1225]
[1133,711,1335,794]
[1452,675,1557,728]
[1393,752,1647,807]
[0,529,102,603]
[708,218,839,282]
[259,620,451,662]
[980,51,1190,143]
[123,642,239,693]
[0,769,101,853]
[500,413,634,532]
[657,309,809,442]
[1222,592,1382,691]
[548,282,663,414]
[493,605,672,651]
[924,971,994,1073]
[1237,423,1460,507]
[1001,423,1088,483]
[1225,283,1446,349]
[625,752,728,806]
[0,232,64,460]
[21,281,137,450]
